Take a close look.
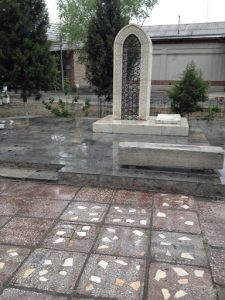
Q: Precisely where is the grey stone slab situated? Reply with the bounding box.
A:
[11,248,87,294]
[76,254,146,299]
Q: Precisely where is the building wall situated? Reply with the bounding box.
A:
[73,51,89,89]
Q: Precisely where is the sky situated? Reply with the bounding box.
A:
[45,0,225,25]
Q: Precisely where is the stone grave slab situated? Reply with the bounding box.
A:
[156,114,181,124]
[41,221,99,252]
[94,226,149,258]
[105,205,151,228]
[0,217,53,246]
[153,209,201,234]
[11,249,87,294]
[75,187,114,203]
[154,193,197,210]
[60,202,108,223]
[76,254,145,300]
[0,245,30,287]
[148,262,216,300]
[151,231,207,266]
[113,190,153,208]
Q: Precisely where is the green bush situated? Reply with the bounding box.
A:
[42,98,70,117]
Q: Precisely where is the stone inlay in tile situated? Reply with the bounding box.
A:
[95,226,149,258]
[208,247,225,285]
[0,288,67,300]
[76,254,145,299]
[11,248,87,294]
[154,193,196,210]
[0,245,30,287]
[201,221,225,248]
[198,201,225,223]
[18,199,69,219]
[75,187,114,203]
[113,190,153,208]
[60,202,108,223]
[41,221,99,252]
[0,217,53,246]
[0,197,27,216]
[153,209,201,234]
[105,205,151,228]
[148,263,216,300]
[151,231,207,266]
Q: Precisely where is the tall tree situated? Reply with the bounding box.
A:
[57,0,158,45]
[85,0,127,100]
[0,0,57,108]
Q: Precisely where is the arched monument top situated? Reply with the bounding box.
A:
[114,23,152,49]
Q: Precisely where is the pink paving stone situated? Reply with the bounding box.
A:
[0,216,11,228]
[60,201,108,223]
[105,205,151,228]
[76,254,146,300]
[0,181,15,194]
[154,193,197,210]
[198,201,225,223]
[0,197,27,216]
[75,187,114,203]
[18,199,69,219]
[0,217,53,246]
[0,288,66,300]
[11,248,87,294]
[94,225,149,258]
[208,248,225,285]
[41,221,99,252]
[33,184,79,201]
[200,221,225,247]
[0,245,30,287]
[1,182,44,198]
[153,209,201,234]
[217,287,225,300]
[148,262,216,300]
[151,231,208,267]
[113,190,153,208]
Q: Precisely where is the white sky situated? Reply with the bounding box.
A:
[46,0,225,25]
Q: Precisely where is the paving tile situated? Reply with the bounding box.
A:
[76,254,145,299]
[148,262,216,300]
[208,247,225,285]
[151,231,207,266]
[113,190,153,208]
[0,245,30,287]
[201,221,225,248]
[0,197,27,216]
[198,201,225,223]
[0,217,53,246]
[1,182,44,198]
[75,187,114,203]
[33,184,79,201]
[0,181,15,194]
[94,226,149,258]
[41,221,99,252]
[154,193,197,210]
[0,288,66,299]
[0,216,11,228]
[217,286,225,300]
[153,209,201,234]
[18,199,69,219]
[60,202,108,223]
[105,204,151,228]
[11,248,87,294]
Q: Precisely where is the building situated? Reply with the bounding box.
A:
[48,21,225,92]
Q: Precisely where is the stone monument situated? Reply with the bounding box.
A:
[93,24,189,136]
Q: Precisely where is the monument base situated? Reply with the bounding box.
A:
[93,115,189,137]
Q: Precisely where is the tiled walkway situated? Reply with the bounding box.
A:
[0,180,224,299]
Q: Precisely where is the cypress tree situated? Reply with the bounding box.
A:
[0,0,56,107]
[85,0,128,100]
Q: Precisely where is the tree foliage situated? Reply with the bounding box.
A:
[85,0,127,99]
[169,62,209,116]
[57,0,158,45]
[0,0,57,102]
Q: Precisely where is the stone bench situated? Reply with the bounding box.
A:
[118,142,224,170]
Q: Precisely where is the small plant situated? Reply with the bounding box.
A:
[82,98,91,117]
[203,105,221,121]
[64,78,71,96]
[71,95,80,117]
[42,97,70,117]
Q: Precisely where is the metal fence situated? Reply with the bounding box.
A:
[98,95,225,119]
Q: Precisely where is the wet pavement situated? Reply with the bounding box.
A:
[0,179,224,299]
